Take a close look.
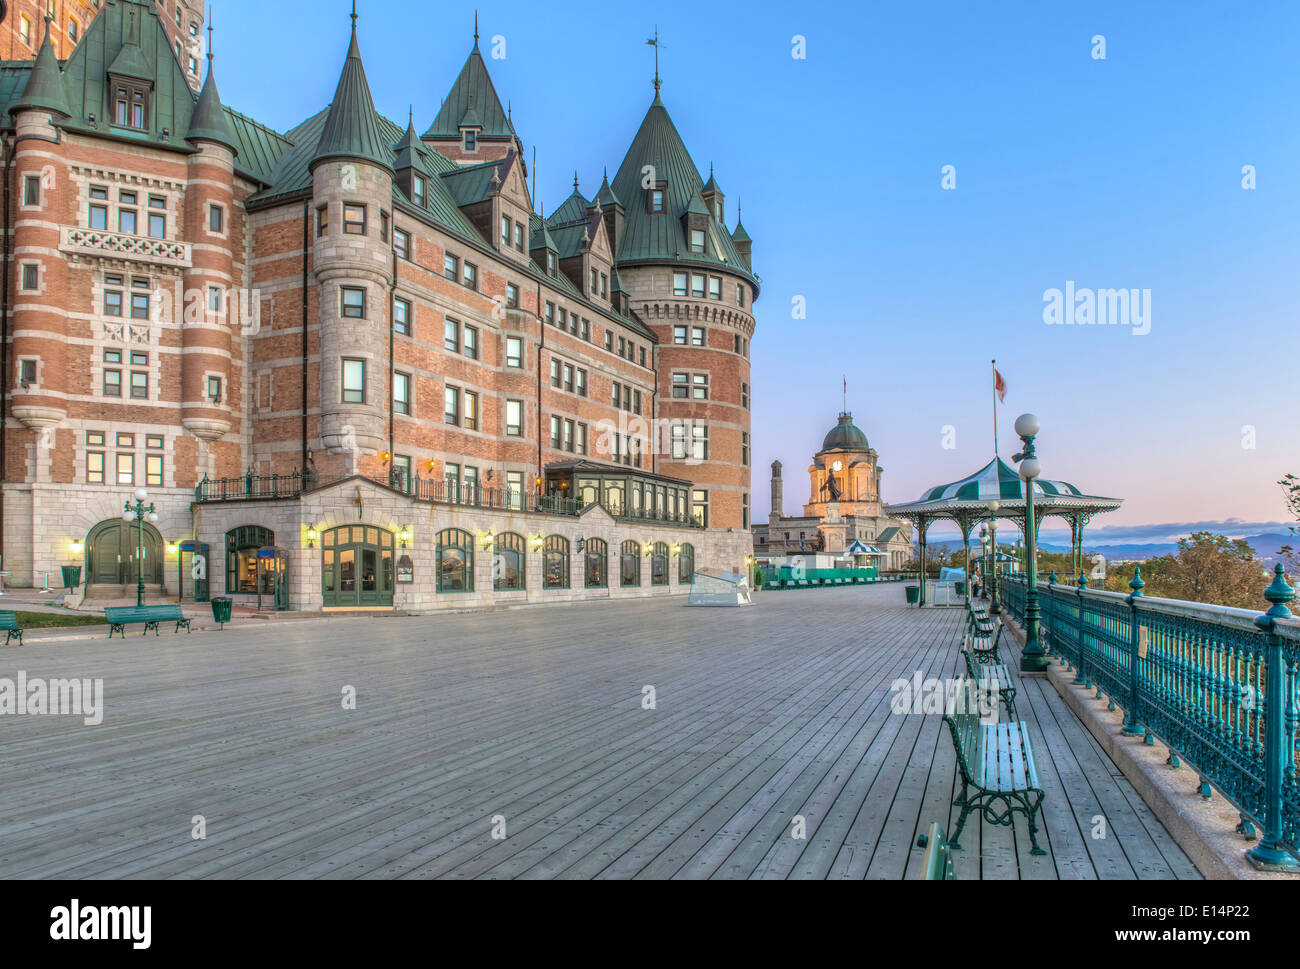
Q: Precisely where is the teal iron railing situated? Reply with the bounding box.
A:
[999,566,1300,870]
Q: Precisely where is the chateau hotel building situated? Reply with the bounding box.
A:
[0,2,758,609]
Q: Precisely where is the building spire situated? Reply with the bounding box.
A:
[573,170,579,192]
[207,5,214,64]
[646,27,665,97]
[474,10,480,50]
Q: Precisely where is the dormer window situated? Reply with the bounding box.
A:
[648,182,666,214]
[546,252,556,276]
[689,229,705,253]
[412,174,426,207]
[463,129,478,152]
[114,83,149,130]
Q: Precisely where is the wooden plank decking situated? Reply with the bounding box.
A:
[0,585,1199,879]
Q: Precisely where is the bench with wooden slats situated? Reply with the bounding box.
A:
[104,605,192,639]
[916,822,953,880]
[0,610,24,646]
[962,645,1016,718]
[943,680,1046,856]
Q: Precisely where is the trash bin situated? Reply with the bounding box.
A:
[211,597,233,629]
[60,565,82,592]
[905,585,920,604]
[955,581,965,596]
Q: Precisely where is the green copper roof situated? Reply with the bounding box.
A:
[441,157,504,206]
[11,21,70,118]
[528,212,557,252]
[610,95,757,289]
[57,0,198,145]
[392,113,432,175]
[594,171,622,209]
[732,219,751,243]
[702,166,721,195]
[312,18,393,173]
[186,56,237,153]
[820,413,870,453]
[223,107,291,185]
[424,40,515,141]
[548,186,590,227]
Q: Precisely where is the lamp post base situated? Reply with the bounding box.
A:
[1245,843,1300,872]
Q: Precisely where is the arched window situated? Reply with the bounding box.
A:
[436,528,474,593]
[652,542,669,586]
[620,540,641,588]
[226,525,274,594]
[678,543,696,584]
[585,538,608,589]
[494,532,526,591]
[543,536,570,589]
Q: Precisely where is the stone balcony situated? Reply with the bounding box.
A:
[59,226,192,270]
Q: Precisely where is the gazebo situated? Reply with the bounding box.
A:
[884,458,1122,606]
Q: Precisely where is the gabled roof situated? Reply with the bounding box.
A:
[312,17,392,173]
[440,157,504,206]
[702,167,722,196]
[732,219,751,244]
[56,0,200,146]
[528,213,558,252]
[594,171,622,209]
[10,19,70,118]
[610,94,757,289]
[424,38,516,141]
[392,112,433,175]
[548,185,590,227]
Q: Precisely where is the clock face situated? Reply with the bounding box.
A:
[832,461,843,472]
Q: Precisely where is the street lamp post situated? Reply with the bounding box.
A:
[1012,414,1046,673]
[122,487,159,607]
[986,499,1001,614]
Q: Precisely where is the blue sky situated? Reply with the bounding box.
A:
[213,0,1300,542]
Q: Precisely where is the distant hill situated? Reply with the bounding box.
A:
[920,533,1298,565]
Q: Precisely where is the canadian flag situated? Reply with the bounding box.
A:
[994,368,1007,403]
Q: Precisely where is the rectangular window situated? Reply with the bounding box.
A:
[130,293,150,320]
[103,368,122,397]
[19,15,30,46]
[611,381,620,408]
[743,493,750,530]
[691,425,709,461]
[501,215,511,246]
[506,400,523,436]
[146,455,163,487]
[209,204,224,233]
[208,286,223,312]
[317,205,329,237]
[514,222,524,251]
[591,268,598,294]
[342,359,365,403]
[90,204,108,230]
[148,211,166,239]
[671,373,688,399]
[119,207,137,235]
[604,331,613,352]
[380,211,389,243]
[709,276,722,300]
[742,382,750,409]
[581,318,591,342]
[23,176,39,206]
[86,451,105,484]
[690,229,706,253]
[693,490,709,529]
[394,228,410,260]
[394,372,410,415]
[737,283,746,306]
[673,272,687,297]
[649,184,666,213]
[601,274,608,298]
[462,262,477,290]
[146,435,164,449]
[20,264,38,291]
[564,419,575,453]
[117,453,135,486]
[341,287,365,318]
[577,423,588,455]
[692,326,705,346]
[464,391,479,431]
[692,374,709,400]
[206,376,222,403]
[443,253,458,280]
[575,369,587,398]
[444,386,460,425]
[640,346,647,368]
[673,326,687,345]
[545,302,555,327]
[506,336,523,368]
[116,433,134,448]
[506,283,519,309]
[463,325,478,359]
[444,318,459,352]
[18,359,36,385]
[413,174,426,206]
[691,274,706,298]
[393,297,411,335]
[742,431,750,466]
[557,308,567,330]
[343,203,366,234]
[550,358,561,389]
[87,431,105,446]
[563,364,574,393]
[69,17,79,42]
[550,416,561,449]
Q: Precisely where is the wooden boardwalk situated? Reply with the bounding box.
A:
[0,585,1199,879]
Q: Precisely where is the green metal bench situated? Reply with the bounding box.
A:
[943,680,1046,856]
[0,610,24,646]
[105,605,192,639]
[916,822,953,879]
[961,645,1017,719]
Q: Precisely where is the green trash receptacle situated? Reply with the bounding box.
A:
[905,585,920,604]
[60,565,82,592]
[211,597,233,629]
[955,581,965,596]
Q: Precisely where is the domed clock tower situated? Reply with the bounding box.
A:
[804,413,883,519]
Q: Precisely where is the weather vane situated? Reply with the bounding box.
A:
[647,27,666,93]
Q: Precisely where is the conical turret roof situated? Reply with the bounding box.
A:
[11,18,70,118]
[186,54,237,153]
[312,15,393,173]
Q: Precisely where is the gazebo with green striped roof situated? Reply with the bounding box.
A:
[884,458,1122,606]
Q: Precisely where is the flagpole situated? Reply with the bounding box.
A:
[992,359,998,461]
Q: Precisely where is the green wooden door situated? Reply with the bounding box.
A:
[322,526,394,607]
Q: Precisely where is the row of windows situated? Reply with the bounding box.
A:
[84,430,166,485]
[550,358,588,397]
[672,271,747,307]
[544,302,592,343]
[605,331,647,368]
[443,385,480,429]
[500,215,526,253]
[434,530,696,593]
[610,381,644,415]
[69,183,224,236]
[548,417,589,455]
[671,372,709,400]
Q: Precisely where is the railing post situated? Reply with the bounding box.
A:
[1075,571,1087,668]
[1071,569,1087,686]
[1245,565,1300,871]
[1121,568,1146,735]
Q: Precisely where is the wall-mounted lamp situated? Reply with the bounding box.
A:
[672,544,682,556]
[306,526,319,549]
[381,451,391,464]
[479,531,494,550]
[398,527,411,548]
[530,534,545,552]
[643,542,653,556]
[427,459,439,472]
[69,541,84,556]
[88,113,96,127]
[167,543,179,556]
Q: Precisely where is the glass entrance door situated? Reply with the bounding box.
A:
[321,526,394,607]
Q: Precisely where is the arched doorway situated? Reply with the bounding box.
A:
[321,525,395,607]
[86,518,165,588]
